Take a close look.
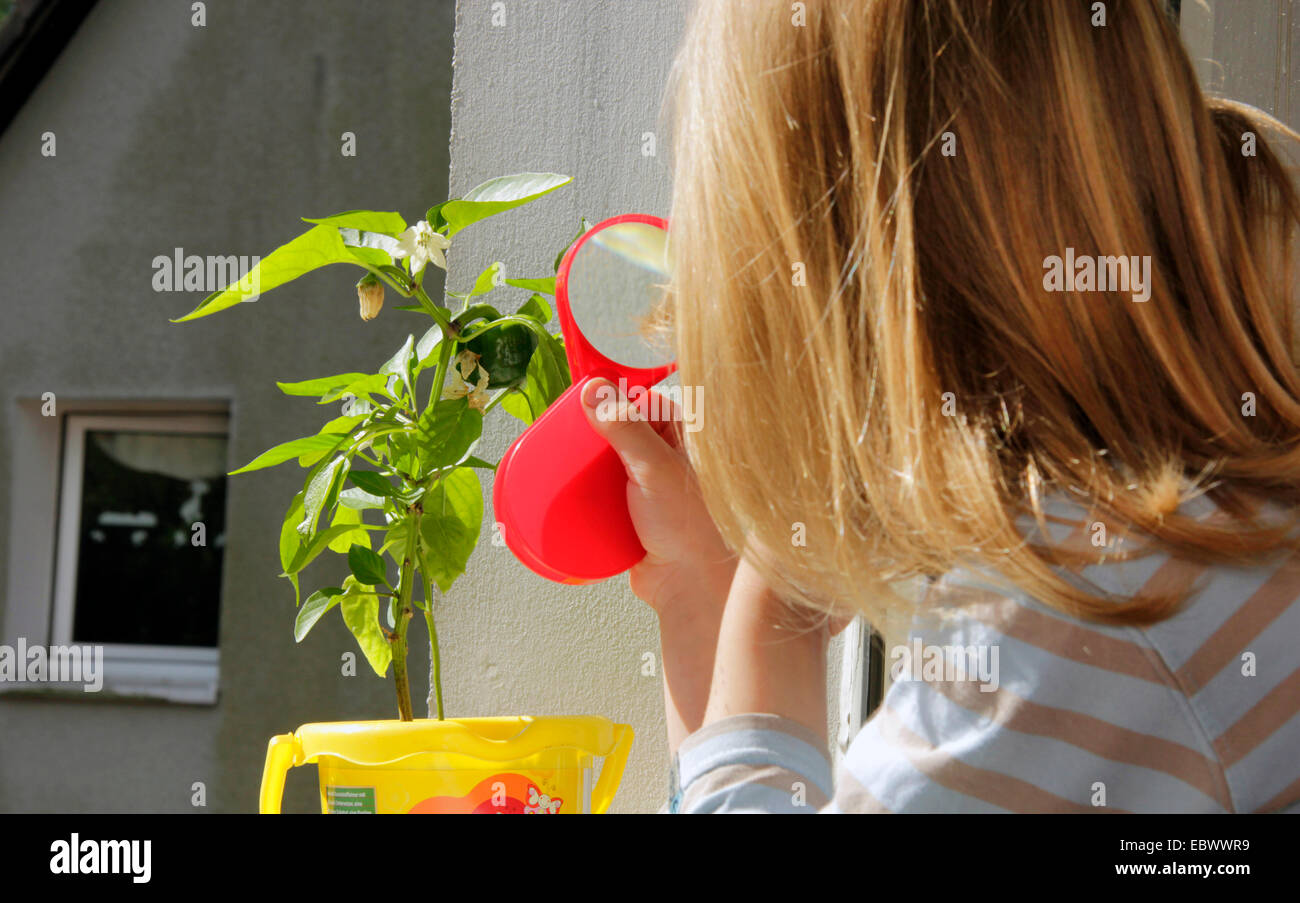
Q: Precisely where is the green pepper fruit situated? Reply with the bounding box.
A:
[465,322,539,388]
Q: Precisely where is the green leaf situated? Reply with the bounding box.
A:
[416,397,483,469]
[318,413,368,435]
[302,210,407,233]
[173,223,354,322]
[231,433,348,475]
[531,332,571,406]
[327,505,370,553]
[452,304,504,332]
[461,455,497,470]
[339,486,387,510]
[467,262,504,298]
[448,265,504,304]
[379,334,417,405]
[501,331,571,425]
[499,388,537,425]
[440,173,572,235]
[348,543,389,587]
[415,324,443,373]
[339,578,392,677]
[505,277,556,296]
[342,246,392,270]
[349,470,399,498]
[282,523,380,576]
[294,587,344,642]
[396,485,427,508]
[299,455,348,536]
[279,492,306,603]
[277,373,372,399]
[517,293,553,324]
[426,200,451,232]
[379,522,410,563]
[554,218,592,273]
[320,373,392,405]
[418,468,483,593]
[338,228,404,261]
[388,432,422,483]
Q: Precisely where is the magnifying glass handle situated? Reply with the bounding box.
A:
[493,375,646,583]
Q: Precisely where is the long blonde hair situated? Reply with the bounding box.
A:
[663,0,1300,626]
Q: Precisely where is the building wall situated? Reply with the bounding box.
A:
[0,0,455,813]
[1182,0,1299,128]
[440,0,689,815]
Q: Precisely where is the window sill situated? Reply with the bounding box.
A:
[0,648,219,705]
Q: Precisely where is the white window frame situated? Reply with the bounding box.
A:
[836,616,886,755]
[48,412,228,704]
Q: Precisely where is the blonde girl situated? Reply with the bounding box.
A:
[582,0,1300,813]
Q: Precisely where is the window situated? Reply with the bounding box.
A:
[835,617,886,756]
[0,1,102,137]
[50,413,229,703]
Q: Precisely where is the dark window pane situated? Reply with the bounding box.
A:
[70,429,227,647]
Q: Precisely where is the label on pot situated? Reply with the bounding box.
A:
[326,786,377,814]
[318,762,591,813]
[409,772,568,814]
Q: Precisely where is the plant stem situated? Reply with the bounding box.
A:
[391,621,413,721]
[481,394,505,414]
[413,283,455,335]
[389,512,418,721]
[479,313,554,345]
[361,264,414,299]
[424,591,445,721]
[427,326,456,410]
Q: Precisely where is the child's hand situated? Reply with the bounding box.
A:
[580,377,736,620]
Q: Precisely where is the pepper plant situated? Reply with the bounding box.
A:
[175,172,579,720]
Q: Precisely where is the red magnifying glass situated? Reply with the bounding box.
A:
[492,213,675,584]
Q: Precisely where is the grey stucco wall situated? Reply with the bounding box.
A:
[1182,0,1298,125]
[0,0,455,813]
[444,0,852,814]
[441,0,689,815]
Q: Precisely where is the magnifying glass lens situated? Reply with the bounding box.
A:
[563,221,673,370]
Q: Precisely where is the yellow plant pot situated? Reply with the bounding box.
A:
[258,716,633,814]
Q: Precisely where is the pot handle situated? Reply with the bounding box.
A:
[590,723,634,814]
[258,733,300,814]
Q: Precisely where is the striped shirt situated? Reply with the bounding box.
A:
[673,496,1300,813]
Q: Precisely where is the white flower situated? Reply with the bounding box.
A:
[393,220,451,276]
